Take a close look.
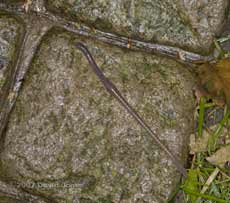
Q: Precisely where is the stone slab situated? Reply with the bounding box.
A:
[0,28,196,202]
[46,0,229,54]
[0,13,24,113]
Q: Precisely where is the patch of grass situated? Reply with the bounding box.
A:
[178,99,230,203]
[175,35,230,203]
[207,109,230,153]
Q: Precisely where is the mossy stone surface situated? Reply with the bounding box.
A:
[0,14,24,112]
[0,1,229,202]
[1,28,195,203]
[46,0,229,54]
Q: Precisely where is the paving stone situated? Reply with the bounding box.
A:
[0,1,229,202]
[0,14,24,112]
[0,28,195,203]
[46,0,229,54]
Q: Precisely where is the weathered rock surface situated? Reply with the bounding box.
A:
[0,14,23,109]
[176,0,228,50]
[0,0,229,202]
[47,0,228,54]
[0,29,195,203]
[0,180,48,203]
[220,8,230,52]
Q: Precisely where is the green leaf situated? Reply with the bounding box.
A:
[182,169,199,203]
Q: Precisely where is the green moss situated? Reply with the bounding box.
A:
[0,78,5,89]
[97,195,113,203]
[142,63,156,77]
[1,0,24,3]
[94,18,113,31]
[160,115,177,127]
[156,65,168,80]
[78,198,97,203]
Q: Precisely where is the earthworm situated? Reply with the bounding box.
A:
[75,42,187,177]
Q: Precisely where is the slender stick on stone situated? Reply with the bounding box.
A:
[75,42,187,177]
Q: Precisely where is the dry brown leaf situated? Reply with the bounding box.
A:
[189,125,228,154]
[206,145,230,168]
[196,57,230,107]
[22,0,32,12]
[189,130,211,153]
[193,84,209,104]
